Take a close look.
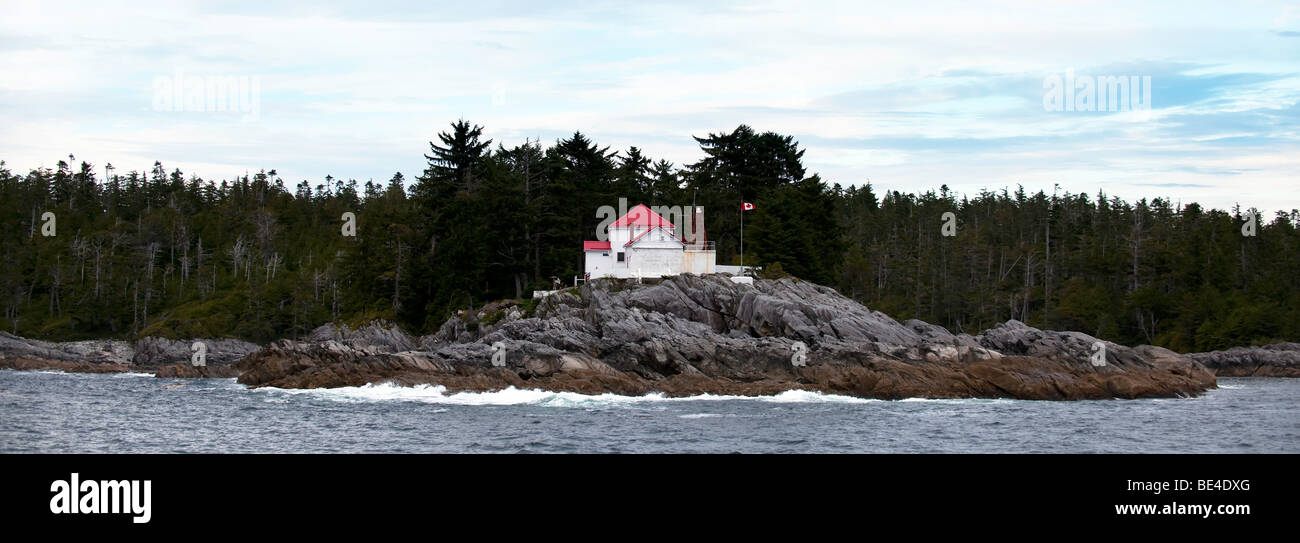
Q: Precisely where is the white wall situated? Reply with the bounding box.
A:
[682,249,716,274]
[584,250,616,278]
[627,247,681,276]
[609,226,632,247]
[592,225,713,279]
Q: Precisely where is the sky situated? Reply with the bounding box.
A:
[2,0,1298,213]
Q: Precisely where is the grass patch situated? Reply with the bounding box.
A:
[521,297,541,318]
[481,309,506,326]
[137,291,246,339]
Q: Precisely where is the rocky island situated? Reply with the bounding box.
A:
[232,274,1219,400]
[8,274,1300,399]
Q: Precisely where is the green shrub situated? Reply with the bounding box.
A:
[760,262,790,280]
[482,309,506,326]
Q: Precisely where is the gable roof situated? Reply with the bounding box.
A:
[624,225,685,247]
[612,204,675,228]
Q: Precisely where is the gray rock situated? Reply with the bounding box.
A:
[235,274,1219,399]
[975,320,1149,369]
[1185,343,1300,376]
[131,336,261,367]
[0,332,134,365]
[304,320,415,352]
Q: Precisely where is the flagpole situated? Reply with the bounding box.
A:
[740,202,744,273]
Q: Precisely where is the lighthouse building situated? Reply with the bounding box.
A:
[583,203,716,279]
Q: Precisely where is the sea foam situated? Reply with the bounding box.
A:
[253,382,880,407]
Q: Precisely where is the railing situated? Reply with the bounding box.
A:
[685,240,716,251]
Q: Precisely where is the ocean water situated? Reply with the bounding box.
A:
[1,370,1296,453]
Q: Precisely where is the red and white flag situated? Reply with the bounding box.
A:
[742,202,755,211]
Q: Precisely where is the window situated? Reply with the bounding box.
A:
[617,252,625,262]
[602,252,609,257]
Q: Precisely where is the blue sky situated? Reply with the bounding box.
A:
[2,0,1298,212]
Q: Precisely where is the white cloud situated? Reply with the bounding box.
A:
[0,0,1297,211]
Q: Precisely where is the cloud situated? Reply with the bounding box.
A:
[0,0,1298,212]
[1134,183,1215,188]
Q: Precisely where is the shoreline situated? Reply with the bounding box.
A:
[3,276,1295,400]
[0,352,1290,402]
[10,275,1295,400]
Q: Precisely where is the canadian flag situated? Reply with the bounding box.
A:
[742,202,755,211]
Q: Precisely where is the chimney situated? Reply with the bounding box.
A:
[688,206,706,247]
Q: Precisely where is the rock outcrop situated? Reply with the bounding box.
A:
[236,275,1219,400]
[304,321,416,352]
[0,332,134,372]
[6,276,1291,392]
[131,337,260,367]
[0,357,132,373]
[1184,343,1300,377]
[154,364,243,378]
[0,331,258,377]
[0,332,134,365]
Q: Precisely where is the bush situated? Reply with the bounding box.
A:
[481,309,506,326]
[760,262,790,280]
[521,297,541,318]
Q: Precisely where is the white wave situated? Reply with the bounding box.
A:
[7,369,72,376]
[897,397,1014,404]
[679,413,726,419]
[760,389,880,404]
[3,369,153,378]
[253,383,880,407]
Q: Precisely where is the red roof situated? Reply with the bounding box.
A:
[583,241,611,251]
[612,204,674,228]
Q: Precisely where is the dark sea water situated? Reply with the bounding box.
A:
[1,369,1296,453]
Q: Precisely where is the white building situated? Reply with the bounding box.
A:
[584,203,717,279]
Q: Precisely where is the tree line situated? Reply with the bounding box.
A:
[1,120,1295,352]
